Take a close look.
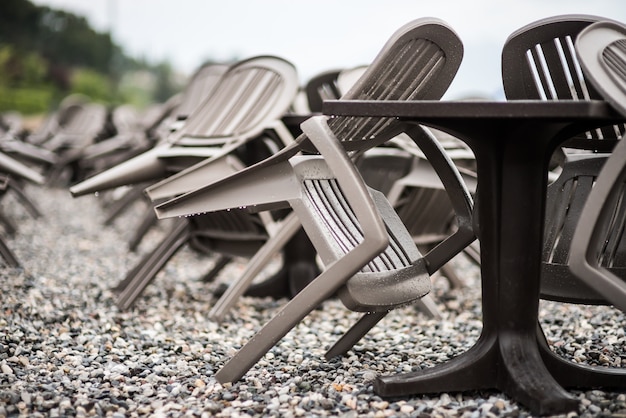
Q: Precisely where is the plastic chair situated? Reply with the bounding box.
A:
[134,67,356,318]
[114,68,345,310]
[154,17,474,383]
[84,63,229,177]
[70,56,298,197]
[0,112,57,167]
[70,56,297,254]
[502,14,626,154]
[568,19,626,313]
[113,135,304,311]
[76,56,300,309]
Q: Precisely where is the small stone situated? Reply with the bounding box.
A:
[1,363,13,375]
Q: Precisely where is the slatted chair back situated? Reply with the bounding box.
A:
[171,56,299,147]
[502,14,626,149]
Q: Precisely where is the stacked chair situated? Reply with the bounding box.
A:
[87,63,230,252]
[70,56,303,310]
[151,17,477,384]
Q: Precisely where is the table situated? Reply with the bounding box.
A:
[323,99,626,415]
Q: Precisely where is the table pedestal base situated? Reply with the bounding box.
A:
[538,325,626,389]
[375,329,579,416]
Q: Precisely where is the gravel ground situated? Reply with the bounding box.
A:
[0,184,625,418]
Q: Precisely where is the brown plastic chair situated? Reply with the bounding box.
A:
[568,20,626,313]
[502,14,626,154]
[113,135,303,311]
[70,56,298,197]
[302,69,343,113]
[0,112,58,167]
[154,17,474,383]
[141,67,358,321]
[78,56,300,309]
[85,63,229,177]
[118,68,348,309]
[70,56,297,254]
[26,94,91,147]
[324,129,478,357]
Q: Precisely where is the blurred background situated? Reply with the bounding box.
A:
[2,0,626,121]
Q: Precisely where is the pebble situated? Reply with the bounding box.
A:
[0,185,624,418]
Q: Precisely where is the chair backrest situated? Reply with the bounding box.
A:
[568,19,626,312]
[170,56,299,147]
[502,14,626,147]
[336,65,368,96]
[316,18,463,154]
[304,69,343,113]
[356,147,414,195]
[576,20,626,116]
[174,63,229,121]
[43,102,108,151]
[111,105,141,137]
[542,154,625,304]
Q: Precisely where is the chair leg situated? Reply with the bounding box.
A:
[200,255,233,283]
[115,219,191,310]
[103,185,147,226]
[324,293,440,360]
[0,235,19,267]
[463,241,481,266]
[208,213,302,322]
[0,210,17,236]
[325,311,387,359]
[439,263,465,288]
[128,207,159,252]
[7,178,42,218]
[215,244,377,383]
[414,294,441,318]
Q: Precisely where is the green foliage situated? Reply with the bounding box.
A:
[0,85,54,114]
[71,68,113,103]
[0,0,186,114]
[0,45,47,87]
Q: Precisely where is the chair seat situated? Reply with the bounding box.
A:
[339,257,430,311]
[301,173,431,312]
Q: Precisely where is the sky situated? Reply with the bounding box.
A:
[29,0,626,99]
